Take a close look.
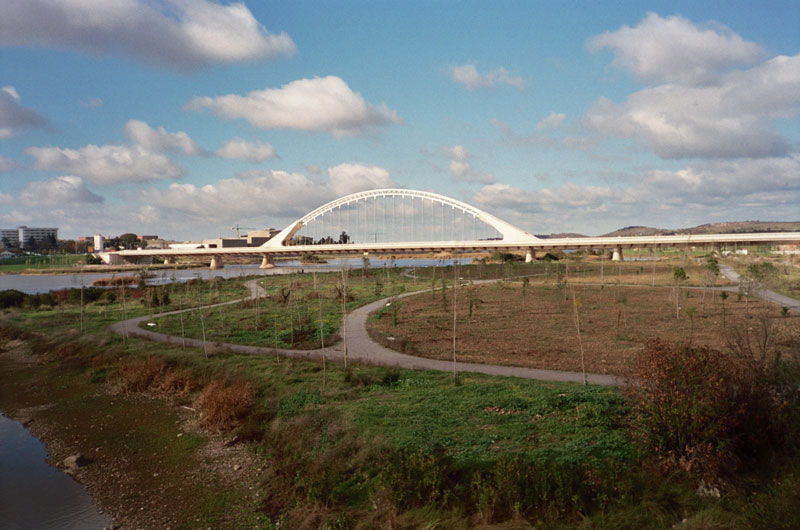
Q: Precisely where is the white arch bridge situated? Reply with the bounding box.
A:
[108,188,800,268]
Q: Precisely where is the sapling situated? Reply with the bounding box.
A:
[569,285,587,386]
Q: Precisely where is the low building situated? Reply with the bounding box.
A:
[202,238,249,248]
[245,228,280,246]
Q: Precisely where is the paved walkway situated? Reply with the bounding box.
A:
[108,267,798,387]
[720,265,800,314]
[109,278,621,386]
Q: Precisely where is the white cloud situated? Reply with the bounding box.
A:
[587,13,765,85]
[139,163,395,228]
[124,119,203,155]
[0,155,15,172]
[0,0,296,71]
[586,12,800,161]
[645,155,800,203]
[26,144,184,185]
[18,176,103,207]
[537,112,566,131]
[216,138,276,161]
[0,85,48,138]
[186,76,400,137]
[444,145,494,184]
[449,64,525,90]
[23,119,202,184]
[327,163,394,196]
[587,53,800,159]
[471,154,800,234]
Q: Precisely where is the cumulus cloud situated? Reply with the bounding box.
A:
[0,86,48,138]
[124,119,203,155]
[327,163,394,196]
[585,13,800,160]
[0,0,296,71]
[186,76,400,136]
[444,145,494,184]
[587,53,800,158]
[588,13,765,85]
[23,119,205,184]
[537,112,566,131]
[19,176,103,207]
[471,154,800,234]
[139,163,395,226]
[216,138,276,161]
[449,64,525,90]
[26,144,185,185]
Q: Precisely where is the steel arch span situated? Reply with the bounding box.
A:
[261,188,541,249]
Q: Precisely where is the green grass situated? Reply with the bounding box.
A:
[151,269,416,349]
[0,253,85,272]
[2,261,799,528]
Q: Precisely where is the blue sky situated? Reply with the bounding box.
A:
[1,0,798,240]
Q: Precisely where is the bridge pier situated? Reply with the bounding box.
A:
[611,247,624,261]
[210,256,224,269]
[260,256,275,269]
[525,249,533,263]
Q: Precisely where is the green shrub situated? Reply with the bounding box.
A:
[0,289,25,309]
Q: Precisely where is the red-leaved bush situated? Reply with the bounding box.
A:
[193,377,254,432]
[626,335,798,484]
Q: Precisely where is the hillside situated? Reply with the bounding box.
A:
[602,221,800,238]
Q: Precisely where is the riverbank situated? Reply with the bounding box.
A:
[1,262,798,529]
[0,338,268,529]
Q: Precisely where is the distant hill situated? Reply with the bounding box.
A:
[603,221,800,237]
[536,221,800,239]
[535,233,587,239]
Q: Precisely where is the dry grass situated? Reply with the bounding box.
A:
[193,377,254,432]
[113,357,168,393]
[370,281,799,376]
[112,356,197,398]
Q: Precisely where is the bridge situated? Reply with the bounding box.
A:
[106,188,800,268]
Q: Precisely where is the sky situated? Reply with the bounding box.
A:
[0,0,798,241]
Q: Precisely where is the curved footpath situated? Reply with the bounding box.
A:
[105,269,796,386]
[720,265,800,314]
[110,278,621,386]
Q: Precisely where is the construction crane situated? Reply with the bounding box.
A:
[230,224,257,238]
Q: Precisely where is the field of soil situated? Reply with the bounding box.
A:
[369,280,799,376]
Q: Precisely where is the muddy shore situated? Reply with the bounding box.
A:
[0,340,268,529]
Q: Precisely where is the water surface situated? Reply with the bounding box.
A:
[0,414,111,529]
[0,258,457,294]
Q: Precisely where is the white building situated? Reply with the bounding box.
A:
[0,226,58,248]
[93,234,105,252]
[17,226,58,248]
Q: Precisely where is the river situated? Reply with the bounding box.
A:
[0,258,458,294]
[0,414,111,529]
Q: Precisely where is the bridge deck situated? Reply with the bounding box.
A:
[113,232,800,261]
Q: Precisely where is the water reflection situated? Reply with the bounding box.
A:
[0,414,111,530]
[0,258,457,294]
